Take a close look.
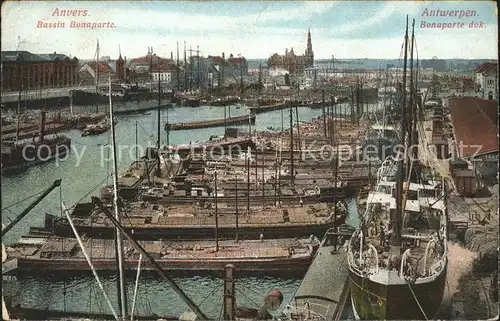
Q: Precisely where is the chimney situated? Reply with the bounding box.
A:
[39,110,46,142]
[171,52,173,60]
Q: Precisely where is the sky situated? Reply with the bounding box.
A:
[1,1,498,60]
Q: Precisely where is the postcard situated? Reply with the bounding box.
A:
[1,1,498,321]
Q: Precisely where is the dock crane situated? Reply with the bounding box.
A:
[1,179,62,237]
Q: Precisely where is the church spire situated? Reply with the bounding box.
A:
[306,29,312,56]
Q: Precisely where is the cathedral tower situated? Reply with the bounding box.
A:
[305,29,314,67]
[116,45,125,81]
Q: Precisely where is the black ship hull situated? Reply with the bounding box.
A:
[1,138,71,175]
[348,265,447,320]
[45,213,346,241]
[183,98,201,107]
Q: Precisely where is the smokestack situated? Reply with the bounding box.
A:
[39,110,46,142]
[171,52,173,60]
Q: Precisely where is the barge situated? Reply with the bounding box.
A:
[5,236,319,277]
[165,114,255,131]
[44,202,346,241]
[167,137,255,156]
[249,102,285,114]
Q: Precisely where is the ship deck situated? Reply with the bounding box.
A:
[291,246,350,320]
[82,203,333,228]
[11,237,313,258]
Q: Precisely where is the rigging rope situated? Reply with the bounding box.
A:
[197,283,222,307]
[218,298,224,321]
[1,190,45,211]
[66,174,113,211]
[405,278,429,320]
[235,287,260,308]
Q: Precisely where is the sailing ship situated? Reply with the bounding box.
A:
[347,16,448,320]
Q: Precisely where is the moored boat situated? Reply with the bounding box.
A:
[6,235,320,277]
[81,120,111,136]
[249,102,285,114]
[44,202,347,241]
[165,114,255,131]
[347,172,448,319]
[167,136,255,156]
[347,16,448,320]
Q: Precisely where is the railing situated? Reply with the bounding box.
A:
[400,248,411,277]
[284,300,330,321]
[423,239,436,276]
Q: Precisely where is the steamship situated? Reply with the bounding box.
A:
[347,16,448,319]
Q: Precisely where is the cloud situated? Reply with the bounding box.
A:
[334,2,425,35]
[0,1,497,60]
[244,1,338,23]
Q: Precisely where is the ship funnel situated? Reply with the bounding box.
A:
[39,110,46,142]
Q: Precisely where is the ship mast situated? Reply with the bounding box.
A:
[410,19,419,161]
[176,41,180,91]
[247,147,250,215]
[214,169,219,252]
[235,174,239,242]
[15,80,21,144]
[95,40,100,94]
[392,15,409,250]
[109,75,129,319]
[156,65,161,177]
[333,95,338,224]
[407,19,415,171]
[289,102,294,184]
[295,84,302,160]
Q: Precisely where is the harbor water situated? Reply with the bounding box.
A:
[1,103,367,317]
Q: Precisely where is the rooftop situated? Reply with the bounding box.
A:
[448,96,498,158]
[83,61,112,73]
[129,54,173,64]
[473,62,498,74]
[1,51,76,62]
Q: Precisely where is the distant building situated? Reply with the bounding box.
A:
[267,29,314,74]
[473,62,498,101]
[128,48,175,74]
[78,61,113,84]
[183,53,248,89]
[151,63,181,88]
[1,51,78,91]
[115,53,127,82]
[225,54,248,77]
